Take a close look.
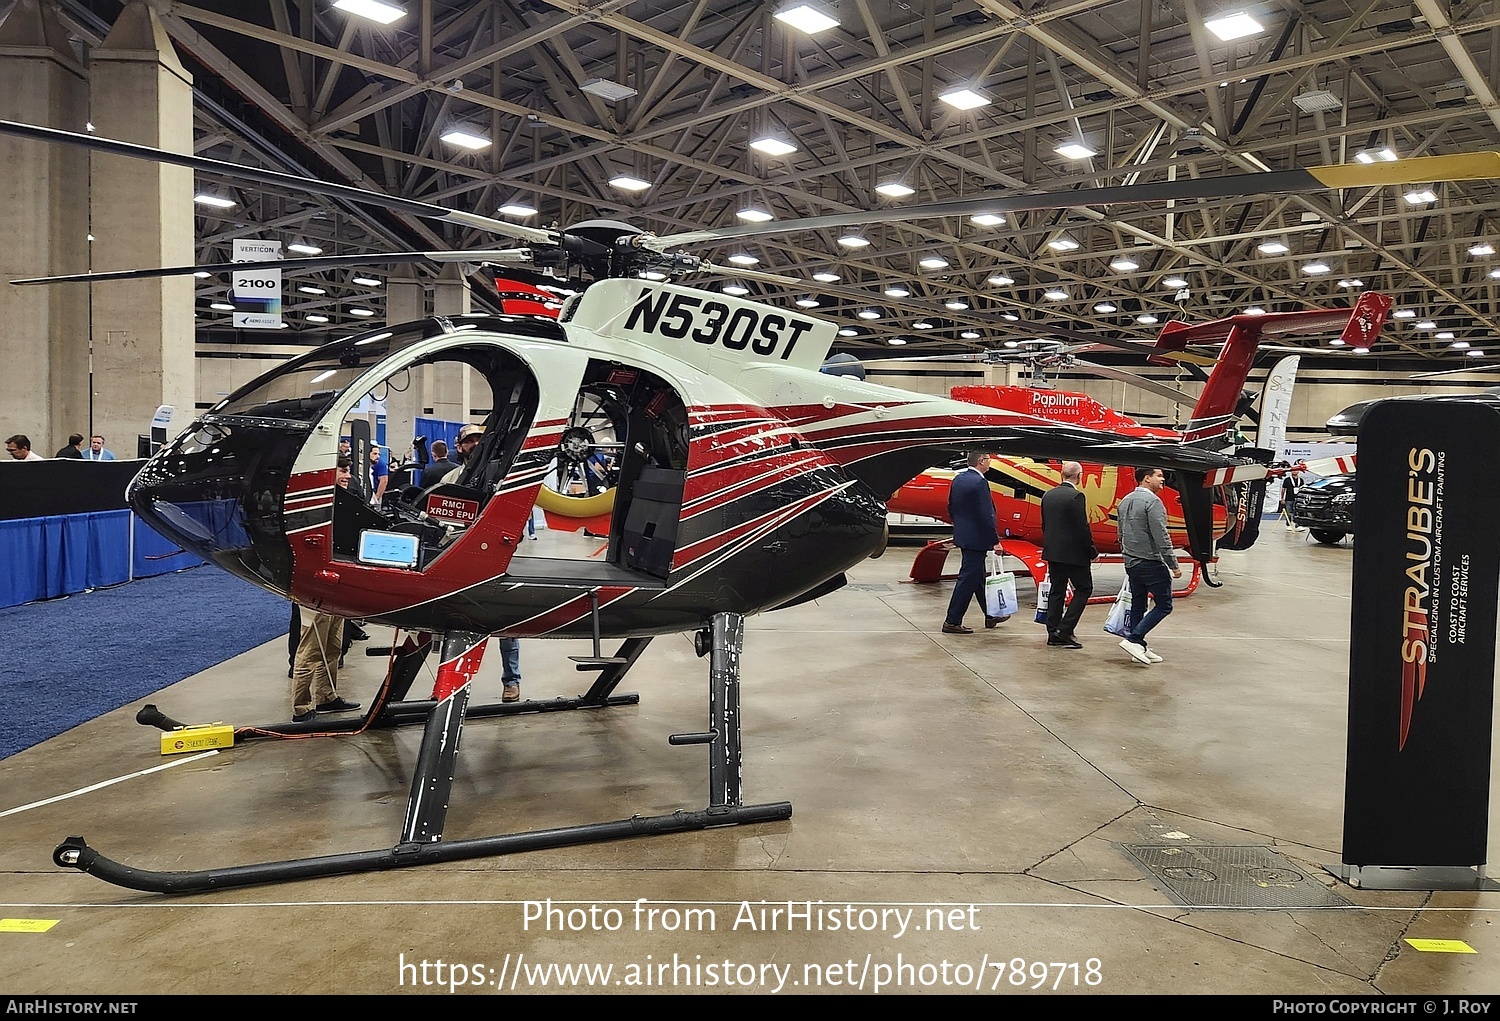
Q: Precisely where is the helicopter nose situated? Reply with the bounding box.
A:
[128,419,304,596]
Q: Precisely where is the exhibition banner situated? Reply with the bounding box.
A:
[1342,399,1500,867]
[232,239,282,329]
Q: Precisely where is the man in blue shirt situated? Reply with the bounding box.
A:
[368,447,389,506]
[82,435,115,460]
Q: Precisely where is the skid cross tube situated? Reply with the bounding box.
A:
[53,614,790,893]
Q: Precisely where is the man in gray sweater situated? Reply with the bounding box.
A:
[1116,466,1182,665]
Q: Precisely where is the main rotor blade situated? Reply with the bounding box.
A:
[1409,363,1498,379]
[11,250,535,286]
[1071,359,1200,408]
[648,151,1500,248]
[0,119,557,246]
[699,262,801,286]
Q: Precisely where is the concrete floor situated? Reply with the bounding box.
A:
[3,526,1500,996]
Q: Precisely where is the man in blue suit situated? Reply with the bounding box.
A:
[943,451,1007,635]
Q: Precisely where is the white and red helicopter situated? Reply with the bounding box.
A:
[1,116,1489,893]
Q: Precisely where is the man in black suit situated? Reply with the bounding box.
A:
[419,439,459,488]
[942,451,1006,635]
[1040,460,1097,648]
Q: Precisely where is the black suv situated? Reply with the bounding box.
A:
[1291,475,1356,545]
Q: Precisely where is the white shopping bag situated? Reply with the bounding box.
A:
[1102,577,1133,637]
[985,569,1019,619]
[1034,576,1051,625]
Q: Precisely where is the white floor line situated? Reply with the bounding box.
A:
[0,750,220,818]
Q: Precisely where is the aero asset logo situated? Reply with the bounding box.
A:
[1399,446,1439,750]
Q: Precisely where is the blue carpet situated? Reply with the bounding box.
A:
[0,565,289,760]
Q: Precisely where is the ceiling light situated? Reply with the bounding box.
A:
[938,87,990,111]
[1405,189,1438,204]
[609,174,651,192]
[305,314,330,324]
[1451,340,1471,349]
[970,213,1005,227]
[499,203,537,217]
[1162,276,1188,288]
[1137,314,1159,325]
[333,0,406,25]
[772,1,839,33]
[837,328,858,337]
[1047,237,1079,252]
[722,284,750,296]
[1054,141,1096,160]
[192,271,211,279]
[1292,89,1342,113]
[919,256,949,269]
[1001,313,1020,322]
[1110,259,1139,272]
[349,307,375,317]
[812,271,840,283]
[297,285,326,295]
[1436,331,1456,340]
[1355,147,1398,163]
[883,285,910,298]
[858,308,881,319]
[1094,302,1117,313]
[1352,347,1370,354]
[750,136,798,157]
[913,320,934,329]
[875,181,915,198]
[987,274,1014,286]
[795,298,820,308]
[1243,306,1266,315]
[1301,261,1330,275]
[1491,269,1500,279]
[193,194,235,209]
[728,254,760,266]
[888,337,907,346]
[1393,308,1416,318]
[352,276,381,287]
[287,243,323,255]
[1468,243,1496,257]
[640,271,668,281]
[1205,12,1264,41]
[1337,279,1364,288]
[945,299,969,311]
[580,78,637,102]
[737,207,773,222]
[440,129,490,150]
[1329,338,1346,346]
[1044,288,1068,301]
[1416,320,1437,329]
[209,302,234,311]
[839,235,871,248]
[960,331,981,340]
[1468,350,1487,358]
[1257,241,1290,255]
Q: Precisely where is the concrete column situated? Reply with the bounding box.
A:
[429,263,473,426]
[0,0,89,452]
[382,274,425,455]
[384,267,474,453]
[88,0,194,453]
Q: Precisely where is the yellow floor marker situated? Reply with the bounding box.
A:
[0,919,59,933]
[1405,939,1478,953]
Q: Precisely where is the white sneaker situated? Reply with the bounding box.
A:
[1143,648,1163,664]
[1119,639,1152,665]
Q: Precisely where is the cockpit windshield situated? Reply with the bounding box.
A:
[211,324,432,422]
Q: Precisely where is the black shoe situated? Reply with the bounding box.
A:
[1047,633,1084,649]
[315,697,362,713]
[292,710,316,724]
[350,626,370,641]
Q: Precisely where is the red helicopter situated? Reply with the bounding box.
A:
[0,116,1469,893]
[889,292,1391,590]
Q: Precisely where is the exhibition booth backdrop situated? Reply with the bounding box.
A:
[0,459,200,608]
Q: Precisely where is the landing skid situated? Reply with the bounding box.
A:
[56,612,791,894]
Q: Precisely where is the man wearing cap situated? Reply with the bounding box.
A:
[443,424,483,484]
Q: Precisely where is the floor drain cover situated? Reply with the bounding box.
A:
[1118,844,1350,908]
[844,583,894,593]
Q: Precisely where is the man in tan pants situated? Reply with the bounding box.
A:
[291,455,363,722]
